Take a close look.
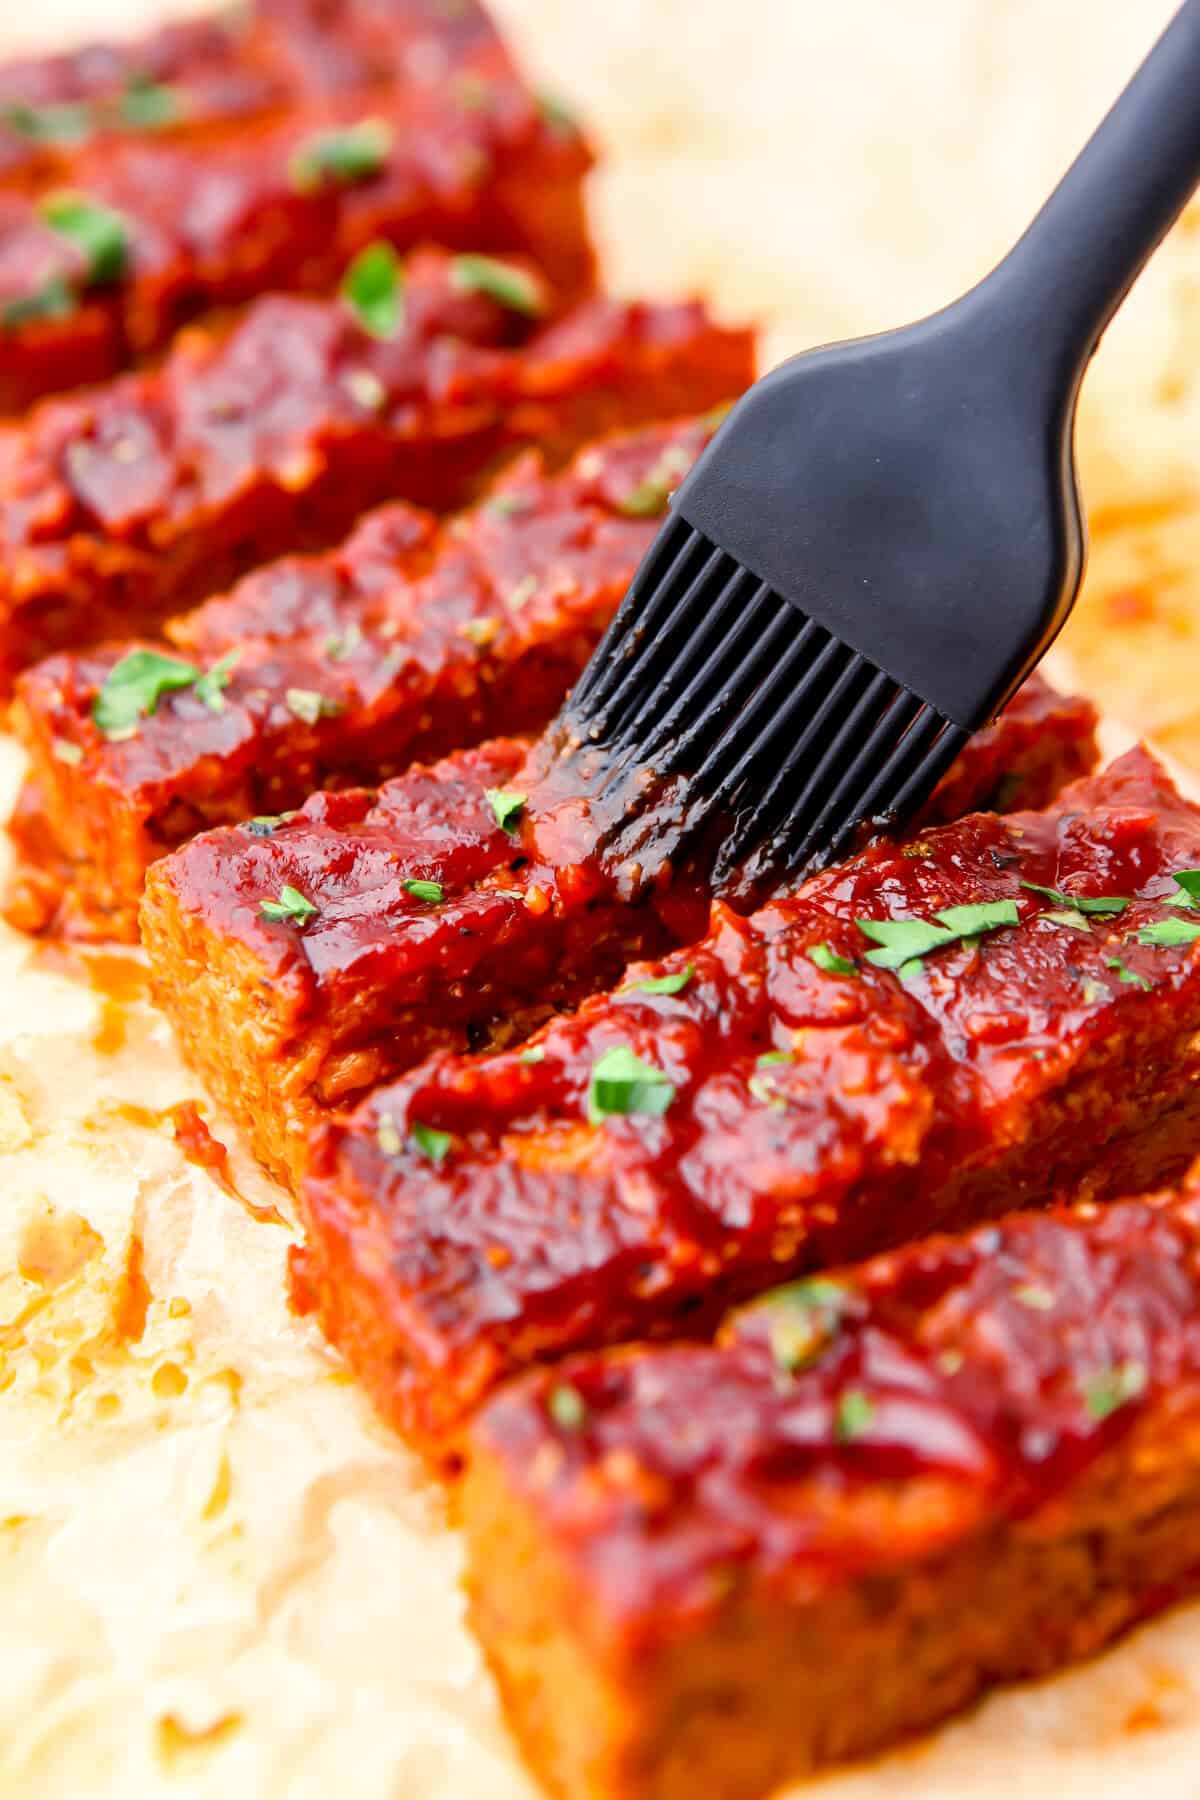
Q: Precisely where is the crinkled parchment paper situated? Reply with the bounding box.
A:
[6,1,1200,1794]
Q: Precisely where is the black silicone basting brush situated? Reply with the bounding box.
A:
[556,0,1200,901]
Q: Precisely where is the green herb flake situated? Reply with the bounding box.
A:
[757,1051,793,1067]
[1079,976,1107,1004]
[450,253,546,317]
[856,898,1018,974]
[623,963,695,997]
[285,687,341,725]
[507,574,538,611]
[1020,881,1130,917]
[289,117,391,192]
[342,366,386,412]
[1014,1284,1055,1311]
[193,648,239,713]
[1137,916,1200,948]
[246,815,285,836]
[834,1389,875,1443]
[1083,1360,1146,1421]
[547,1382,587,1430]
[1,275,76,332]
[2,99,93,143]
[403,878,444,905]
[765,1278,847,1375]
[586,1043,675,1126]
[410,1121,454,1165]
[536,91,577,133]
[376,1115,403,1156]
[39,191,129,285]
[51,736,84,767]
[259,884,318,926]
[486,493,529,519]
[519,1045,546,1065]
[1165,868,1200,909]
[341,240,405,339]
[1041,908,1092,934]
[1106,955,1151,991]
[116,79,181,128]
[809,942,857,975]
[616,478,672,519]
[324,622,364,662]
[92,648,199,736]
[486,787,526,834]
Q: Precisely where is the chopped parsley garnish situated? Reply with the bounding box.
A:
[617,478,673,519]
[1083,1360,1146,1420]
[1136,916,1200,948]
[1106,955,1150,991]
[285,687,340,725]
[246,815,286,836]
[324,622,364,661]
[403,878,444,904]
[1041,908,1092,934]
[341,240,405,339]
[623,963,694,996]
[260,884,318,926]
[834,1389,875,1442]
[586,1044,675,1125]
[616,446,694,519]
[410,1121,454,1165]
[2,99,93,142]
[749,1050,793,1108]
[1165,868,1200,908]
[809,942,856,975]
[1013,1283,1055,1311]
[92,649,200,735]
[1,275,75,331]
[765,1278,848,1374]
[117,79,181,128]
[289,118,391,192]
[450,253,545,316]
[1020,881,1130,916]
[507,574,538,610]
[39,191,129,285]
[519,1045,546,1065]
[376,1115,403,1156]
[537,91,577,133]
[342,366,386,411]
[486,787,526,834]
[193,648,239,713]
[51,736,84,767]
[487,493,529,519]
[547,1382,587,1430]
[856,898,1018,976]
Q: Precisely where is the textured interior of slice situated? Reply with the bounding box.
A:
[463,1169,1200,1800]
[292,747,1200,1462]
[6,418,723,941]
[141,678,1095,1188]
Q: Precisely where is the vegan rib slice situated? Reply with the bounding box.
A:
[138,676,1095,1188]
[0,250,751,690]
[0,0,503,190]
[464,1161,1200,1800]
[0,50,593,412]
[281,747,1200,1465]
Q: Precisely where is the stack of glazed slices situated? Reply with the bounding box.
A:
[8,7,1200,1800]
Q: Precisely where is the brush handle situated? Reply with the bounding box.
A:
[990,0,1200,383]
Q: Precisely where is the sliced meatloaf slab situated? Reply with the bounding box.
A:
[289,748,1200,1462]
[464,1164,1200,1800]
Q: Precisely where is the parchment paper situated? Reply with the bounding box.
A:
[5,2,1200,1793]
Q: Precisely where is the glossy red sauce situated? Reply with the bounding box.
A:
[0,261,750,685]
[293,748,1200,1455]
[0,47,594,413]
[472,1182,1200,1645]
